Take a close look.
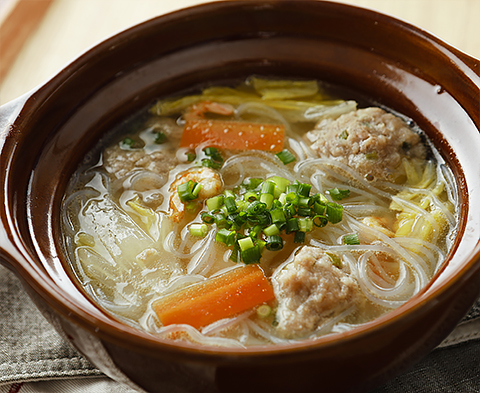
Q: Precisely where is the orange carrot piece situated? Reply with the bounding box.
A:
[179,119,285,152]
[153,264,275,329]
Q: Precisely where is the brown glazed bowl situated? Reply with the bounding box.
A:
[0,1,479,392]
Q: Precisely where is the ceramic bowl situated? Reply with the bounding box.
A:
[0,1,479,392]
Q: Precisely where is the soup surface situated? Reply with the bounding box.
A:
[62,77,457,347]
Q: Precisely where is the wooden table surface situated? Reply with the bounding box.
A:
[0,0,479,105]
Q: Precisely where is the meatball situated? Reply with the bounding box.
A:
[103,146,177,180]
[272,246,360,339]
[306,107,426,181]
[103,117,181,180]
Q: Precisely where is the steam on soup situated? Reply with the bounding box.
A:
[62,77,457,346]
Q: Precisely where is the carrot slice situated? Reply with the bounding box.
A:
[179,119,285,152]
[153,264,275,329]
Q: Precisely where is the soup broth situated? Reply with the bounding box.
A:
[62,77,457,347]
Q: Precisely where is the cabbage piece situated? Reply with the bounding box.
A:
[78,196,154,270]
[390,160,455,243]
[149,79,357,123]
[250,77,319,100]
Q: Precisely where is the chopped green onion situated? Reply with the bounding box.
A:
[215,228,236,246]
[248,212,271,226]
[241,245,262,264]
[257,304,272,318]
[154,132,167,144]
[328,188,350,201]
[214,212,228,228]
[276,149,296,165]
[343,233,360,245]
[238,236,255,251]
[246,200,267,215]
[202,158,222,169]
[286,184,299,194]
[202,147,224,169]
[196,172,347,265]
[297,207,311,217]
[297,183,311,197]
[224,196,237,213]
[271,199,283,210]
[260,193,274,209]
[190,223,208,237]
[185,201,200,213]
[314,193,329,204]
[285,192,299,205]
[298,197,312,209]
[244,191,258,202]
[313,201,327,215]
[206,195,224,211]
[263,224,280,236]
[228,212,247,227]
[260,180,275,195]
[249,225,263,239]
[121,137,138,148]
[285,218,300,233]
[266,235,283,251]
[339,130,349,140]
[203,147,219,156]
[244,178,263,190]
[326,202,343,224]
[293,231,306,243]
[326,252,342,268]
[313,215,328,227]
[201,212,215,224]
[186,152,196,162]
[283,203,297,219]
[229,242,241,263]
[298,217,313,232]
[177,181,202,202]
[270,209,286,227]
[270,176,290,193]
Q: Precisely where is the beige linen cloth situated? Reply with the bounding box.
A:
[1,263,479,393]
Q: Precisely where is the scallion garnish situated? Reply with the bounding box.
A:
[343,233,360,245]
[177,180,202,202]
[121,137,138,149]
[293,231,306,243]
[327,187,351,201]
[325,202,343,224]
[195,176,347,264]
[154,132,167,144]
[266,235,283,251]
[201,212,215,225]
[241,245,262,264]
[201,146,224,169]
[263,224,280,237]
[216,228,236,246]
[190,223,208,237]
[276,149,296,165]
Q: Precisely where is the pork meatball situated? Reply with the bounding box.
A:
[272,246,360,339]
[306,107,426,181]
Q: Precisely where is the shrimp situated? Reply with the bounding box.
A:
[169,167,223,223]
[184,101,235,121]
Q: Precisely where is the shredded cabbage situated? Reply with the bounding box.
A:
[150,78,357,122]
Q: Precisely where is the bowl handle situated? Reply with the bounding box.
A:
[0,95,30,271]
[454,49,480,79]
